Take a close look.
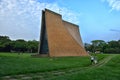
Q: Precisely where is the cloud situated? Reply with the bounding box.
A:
[110,29,120,32]
[102,0,120,11]
[0,0,80,40]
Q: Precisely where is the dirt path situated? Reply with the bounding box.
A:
[91,54,117,68]
[1,54,117,80]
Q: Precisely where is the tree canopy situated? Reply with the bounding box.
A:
[85,40,120,54]
[0,35,120,54]
[0,36,39,53]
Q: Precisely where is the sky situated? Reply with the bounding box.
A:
[0,0,120,43]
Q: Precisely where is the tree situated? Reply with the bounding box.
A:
[0,36,11,52]
[27,40,39,53]
[0,35,119,54]
[91,40,105,53]
[12,39,27,53]
[108,40,119,48]
[84,43,92,52]
[104,40,120,53]
[0,35,39,53]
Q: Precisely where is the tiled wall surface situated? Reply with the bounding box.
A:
[39,9,88,57]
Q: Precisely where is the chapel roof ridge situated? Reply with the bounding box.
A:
[45,8,62,17]
[44,8,79,27]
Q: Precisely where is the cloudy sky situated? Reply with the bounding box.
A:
[0,0,120,43]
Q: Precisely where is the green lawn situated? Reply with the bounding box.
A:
[51,54,120,80]
[0,52,91,76]
[0,52,119,80]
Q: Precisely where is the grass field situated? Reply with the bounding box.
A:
[0,52,120,80]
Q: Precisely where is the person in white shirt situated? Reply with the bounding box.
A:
[90,56,94,64]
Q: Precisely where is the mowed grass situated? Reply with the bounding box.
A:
[0,52,103,76]
[1,52,118,80]
[51,54,120,80]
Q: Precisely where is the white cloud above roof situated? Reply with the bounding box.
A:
[102,0,120,11]
[0,0,80,40]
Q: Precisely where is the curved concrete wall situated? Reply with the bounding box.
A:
[39,9,88,57]
[63,21,84,48]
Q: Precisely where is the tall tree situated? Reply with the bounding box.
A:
[104,40,120,53]
[0,36,11,52]
[27,40,39,53]
[12,39,27,53]
[91,40,105,53]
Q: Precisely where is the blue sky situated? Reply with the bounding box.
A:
[0,0,120,43]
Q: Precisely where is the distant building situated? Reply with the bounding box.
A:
[38,9,88,57]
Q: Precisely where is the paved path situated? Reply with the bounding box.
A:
[1,54,117,80]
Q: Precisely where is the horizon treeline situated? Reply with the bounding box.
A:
[84,40,120,54]
[0,35,120,53]
[0,35,39,53]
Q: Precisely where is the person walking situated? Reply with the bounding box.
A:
[90,56,94,64]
